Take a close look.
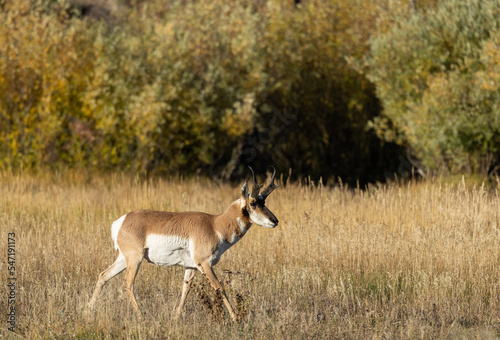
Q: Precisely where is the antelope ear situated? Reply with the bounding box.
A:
[241,181,249,202]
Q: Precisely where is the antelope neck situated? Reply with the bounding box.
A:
[214,200,252,242]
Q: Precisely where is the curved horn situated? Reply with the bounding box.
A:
[248,166,262,199]
[261,166,279,199]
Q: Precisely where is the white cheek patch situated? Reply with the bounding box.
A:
[249,210,274,228]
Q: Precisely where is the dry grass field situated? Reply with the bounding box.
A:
[0,171,499,339]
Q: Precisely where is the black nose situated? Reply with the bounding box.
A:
[271,216,279,225]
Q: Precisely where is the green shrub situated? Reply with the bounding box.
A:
[368,0,500,175]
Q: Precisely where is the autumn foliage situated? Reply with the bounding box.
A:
[368,0,500,176]
[0,0,498,181]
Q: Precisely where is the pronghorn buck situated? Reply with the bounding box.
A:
[88,167,279,322]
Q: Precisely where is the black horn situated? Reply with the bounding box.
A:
[261,166,279,199]
[248,166,262,199]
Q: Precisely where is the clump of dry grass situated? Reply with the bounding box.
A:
[0,171,498,339]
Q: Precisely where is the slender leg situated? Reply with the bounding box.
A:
[123,252,144,317]
[175,268,197,319]
[88,252,127,310]
[199,262,238,322]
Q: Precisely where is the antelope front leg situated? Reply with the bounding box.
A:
[175,268,197,319]
[123,252,144,319]
[199,262,238,322]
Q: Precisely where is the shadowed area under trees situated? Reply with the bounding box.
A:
[0,0,497,184]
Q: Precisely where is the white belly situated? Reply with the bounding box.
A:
[145,234,196,268]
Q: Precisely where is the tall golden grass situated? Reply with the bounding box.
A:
[0,171,498,339]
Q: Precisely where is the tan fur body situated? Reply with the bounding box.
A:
[116,202,252,268]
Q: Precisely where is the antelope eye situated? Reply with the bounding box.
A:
[250,202,257,208]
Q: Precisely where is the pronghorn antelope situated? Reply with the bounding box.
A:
[88,167,279,322]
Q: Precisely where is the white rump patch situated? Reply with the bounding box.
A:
[111,214,127,250]
[145,234,196,268]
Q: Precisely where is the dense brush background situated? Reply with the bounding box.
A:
[1,0,499,183]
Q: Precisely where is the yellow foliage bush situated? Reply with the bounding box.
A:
[0,0,403,182]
